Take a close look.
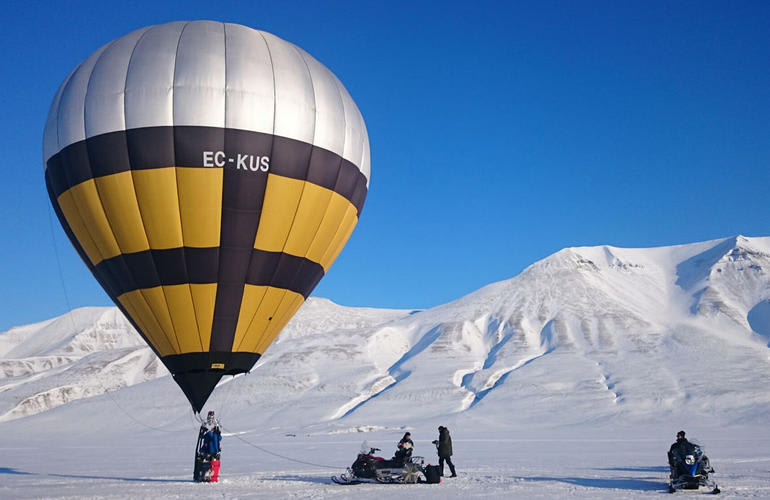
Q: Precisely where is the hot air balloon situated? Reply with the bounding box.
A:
[43,21,369,414]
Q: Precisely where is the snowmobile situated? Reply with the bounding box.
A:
[332,442,432,485]
[668,441,719,494]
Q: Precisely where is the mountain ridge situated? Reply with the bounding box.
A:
[1,235,768,430]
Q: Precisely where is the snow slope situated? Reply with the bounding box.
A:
[1,235,769,498]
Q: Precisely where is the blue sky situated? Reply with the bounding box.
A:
[1,1,768,331]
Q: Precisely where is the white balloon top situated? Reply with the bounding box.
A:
[43,21,370,185]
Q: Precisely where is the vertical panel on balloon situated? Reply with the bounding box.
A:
[232,285,269,352]
[43,68,76,164]
[56,189,103,265]
[56,45,105,150]
[253,174,304,252]
[223,23,275,135]
[46,174,98,277]
[235,286,289,353]
[131,167,184,249]
[305,192,353,270]
[254,292,305,355]
[297,48,346,158]
[190,284,217,351]
[320,205,359,271]
[124,23,182,130]
[118,290,176,356]
[263,31,316,144]
[93,172,150,254]
[298,146,345,266]
[60,180,121,263]
[283,183,334,257]
[172,21,225,128]
[162,284,204,352]
[360,126,371,186]
[335,81,365,173]
[138,287,181,354]
[177,167,221,351]
[84,27,148,139]
[176,167,222,248]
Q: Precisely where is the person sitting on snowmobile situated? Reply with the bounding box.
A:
[394,432,414,465]
[666,430,718,493]
[668,430,712,478]
[668,430,694,472]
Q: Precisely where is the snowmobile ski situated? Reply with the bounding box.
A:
[331,475,363,485]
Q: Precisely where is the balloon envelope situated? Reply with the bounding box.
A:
[43,21,370,412]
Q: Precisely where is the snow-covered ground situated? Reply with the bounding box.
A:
[1,235,769,498]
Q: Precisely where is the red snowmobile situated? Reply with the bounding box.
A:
[332,442,440,485]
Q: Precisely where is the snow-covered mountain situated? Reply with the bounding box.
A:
[2,235,769,432]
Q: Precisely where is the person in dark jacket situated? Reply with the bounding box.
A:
[668,430,695,478]
[432,426,456,477]
[394,432,414,464]
[668,431,693,463]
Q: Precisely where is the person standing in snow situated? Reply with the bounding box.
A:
[194,410,223,482]
[197,411,223,460]
[201,425,222,459]
[432,426,456,477]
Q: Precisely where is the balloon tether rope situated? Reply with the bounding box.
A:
[217,423,342,470]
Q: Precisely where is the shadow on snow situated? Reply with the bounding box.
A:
[0,467,185,483]
[0,467,33,475]
[515,474,664,491]
[268,474,334,484]
[594,465,669,473]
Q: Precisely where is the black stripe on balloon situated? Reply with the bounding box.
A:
[45,126,367,215]
[90,248,322,298]
[245,251,325,298]
[209,126,272,353]
[163,351,261,374]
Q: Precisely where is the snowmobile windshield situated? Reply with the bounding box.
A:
[688,438,705,456]
[360,441,371,454]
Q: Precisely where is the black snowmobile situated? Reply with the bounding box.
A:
[667,440,719,494]
[332,442,439,485]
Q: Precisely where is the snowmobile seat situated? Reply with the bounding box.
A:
[378,459,399,469]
